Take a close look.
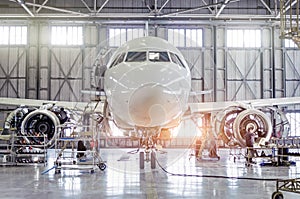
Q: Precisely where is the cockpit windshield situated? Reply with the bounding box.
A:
[125,52,147,62]
[149,51,170,62]
[110,50,186,69]
[111,52,126,67]
[170,52,186,68]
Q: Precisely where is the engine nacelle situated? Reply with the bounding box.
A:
[259,106,290,138]
[21,109,61,147]
[2,105,73,148]
[214,105,246,145]
[233,109,272,147]
[215,105,273,147]
[3,107,34,131]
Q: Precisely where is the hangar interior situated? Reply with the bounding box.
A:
[1,1,300,199]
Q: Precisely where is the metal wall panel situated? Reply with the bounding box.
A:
[85,25,98,45]
[28,46,38,98]
[226,49,263,100]
[216,27,273,101]
[274,28,285,98]
[50,48,83,101]
[215,28,226,101]
[284,50,300,97]
[39,46,49,100]
[28,22,39,99]
[0,47,27,98]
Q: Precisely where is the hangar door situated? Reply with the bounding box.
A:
[224,28,272,101]
[0,26,27,98]
[284,48,300,97]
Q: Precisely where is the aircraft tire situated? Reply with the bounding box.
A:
[151,151,156,169]
[140,152,145,169]
[98,163,106,171]
[272,191,283,199]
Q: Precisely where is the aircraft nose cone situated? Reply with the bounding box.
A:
[128,84,179,127]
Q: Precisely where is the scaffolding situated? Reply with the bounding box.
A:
[272,178,300,199]
[280,0,300,47]
[54,123,106,174]
[243,137,300,167]
[0,128,47,166]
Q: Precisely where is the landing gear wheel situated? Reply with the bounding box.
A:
[272,191,284,199]
[98,163,106,171]
[151,151,156,169]
[55,169,61,174]
[140,152,145,169]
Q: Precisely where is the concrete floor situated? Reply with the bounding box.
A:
[0,148,299,199]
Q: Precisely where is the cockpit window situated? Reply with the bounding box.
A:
[149,51,170,62]
[111,52,126,67]
[170,52,185,68]
[125,52,147,62]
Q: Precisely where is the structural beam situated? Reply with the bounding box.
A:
[36,0,49,13]
[80,0,93,13]
[97,0,110,14]
[162,2,223,17]
[17,0,34,17]
[259,0,274,15]
[215,0,231,18]
[158,0,171,14]
[25,1,89,16]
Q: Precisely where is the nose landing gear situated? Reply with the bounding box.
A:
[139,150,156,169]
[136,128,160,170]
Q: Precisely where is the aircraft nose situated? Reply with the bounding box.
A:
[128,84,180,127]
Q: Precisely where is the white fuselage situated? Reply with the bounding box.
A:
[104,37,191,129]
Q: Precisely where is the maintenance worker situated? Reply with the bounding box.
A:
[76,140,87,159]
[244,126,257,163]
[208,136,220,160]
[195,138,202,158]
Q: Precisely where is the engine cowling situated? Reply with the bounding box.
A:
[214,105,246,145]
[233,109,272,147]
[215,105,274,147]
[21,109,61,148]
[3,107,34,131]
[258,106,290,138]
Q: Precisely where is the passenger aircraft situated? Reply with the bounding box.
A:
[1,36,300,169]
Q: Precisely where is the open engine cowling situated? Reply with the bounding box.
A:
[2,105,71,148]
[214,105,246,145]
[215,105,273,147]
[233,109,272,147]
[3,107,34,131]
[259,106,290,138]
[21,108,65,148]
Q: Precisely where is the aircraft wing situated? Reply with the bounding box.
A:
[0,97,104,114]
[188,96,300,114]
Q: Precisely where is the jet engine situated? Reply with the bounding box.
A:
[21,109,60,147]
[3,107,35,132]
[3,104,70,148]
[232,109,272,147]
[214,105,246,146]
[215,105,273,147]
[21,105,71,147]
[259,106,290,139]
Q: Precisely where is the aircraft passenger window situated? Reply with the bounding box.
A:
[149,51,170,62]
[111,53,126,67]
[170,52,185,68]
[125,52,146,62]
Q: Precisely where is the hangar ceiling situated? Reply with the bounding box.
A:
[1,0,285,20]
